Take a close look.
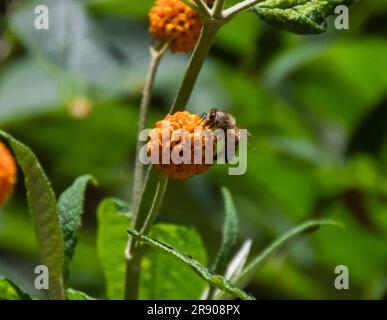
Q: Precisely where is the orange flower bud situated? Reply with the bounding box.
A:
[0,143,17,205]
[147,111,217,179]
[149,0,203,53]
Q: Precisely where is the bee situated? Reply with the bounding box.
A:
[200,108,240,162]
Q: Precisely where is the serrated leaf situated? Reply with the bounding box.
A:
[216,220,342,299]
[139,224,207,300]
[97,198,131,300]
[57,175,96,282]
[253,0,355,34]
[211,187,239,275]
[66,288,96,300]
[0,131,65,300]
[128,229,255,300]
[0,277,31,300]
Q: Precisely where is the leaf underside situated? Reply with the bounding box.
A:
[58,175,96,282]
[253,0,355,34]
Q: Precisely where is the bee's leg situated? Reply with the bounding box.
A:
[206,122,216,129]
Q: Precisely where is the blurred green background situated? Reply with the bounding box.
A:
[0,0,386,299]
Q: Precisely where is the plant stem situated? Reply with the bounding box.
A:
[140,175,169,235]
[130,165,161,245]
[223,0,263,20]
[212,0,225,18]
[125,15,222,301]
[124,165,163,300]
[131,43,168,216]
[123,252,142,300]
[125,44,167,300]
[170,21,221,113]
[194,0,212,17]
[49,278,65,300]
[179,0,200,12]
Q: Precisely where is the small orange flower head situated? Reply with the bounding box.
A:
[149,0,203,53]
[0,143,17,205]
[147,111,217,179]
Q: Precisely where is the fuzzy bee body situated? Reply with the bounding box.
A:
[202,108,240,162]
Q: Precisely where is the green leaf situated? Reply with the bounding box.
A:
[253,0,355,34]
[139,224,207,300]
[0,277,31,300]
[58,175,96,282]
[211,187,239,274]
[0,131,65,300]
[97,198,131,300]
[216,220,342,299]
[128,229,255,300]
[66,288,96,300]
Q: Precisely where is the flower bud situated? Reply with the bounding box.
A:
[149,0,203,53]
[0,143,17,205]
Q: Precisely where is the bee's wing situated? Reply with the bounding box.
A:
[235,122,253,146]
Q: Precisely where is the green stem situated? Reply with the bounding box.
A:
[131,166,161,240]
[125,43,167,300]
[140,175,169,235]
[123,252,142,300]
[212,0,225,18]
[49,278,65,300]
[194,0,212,17]
[125,17,222,301]
[124,166,164,299]
[223,0,263,20]
[170,21,221,113]
[132,43,167,218]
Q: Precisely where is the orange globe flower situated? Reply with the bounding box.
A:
[149,0,203,53]
[147,111,217,179]
[0,143,17,205]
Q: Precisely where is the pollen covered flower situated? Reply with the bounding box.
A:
[149,0,203,53]
[147,111,217,179]
[0,142,17,205]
